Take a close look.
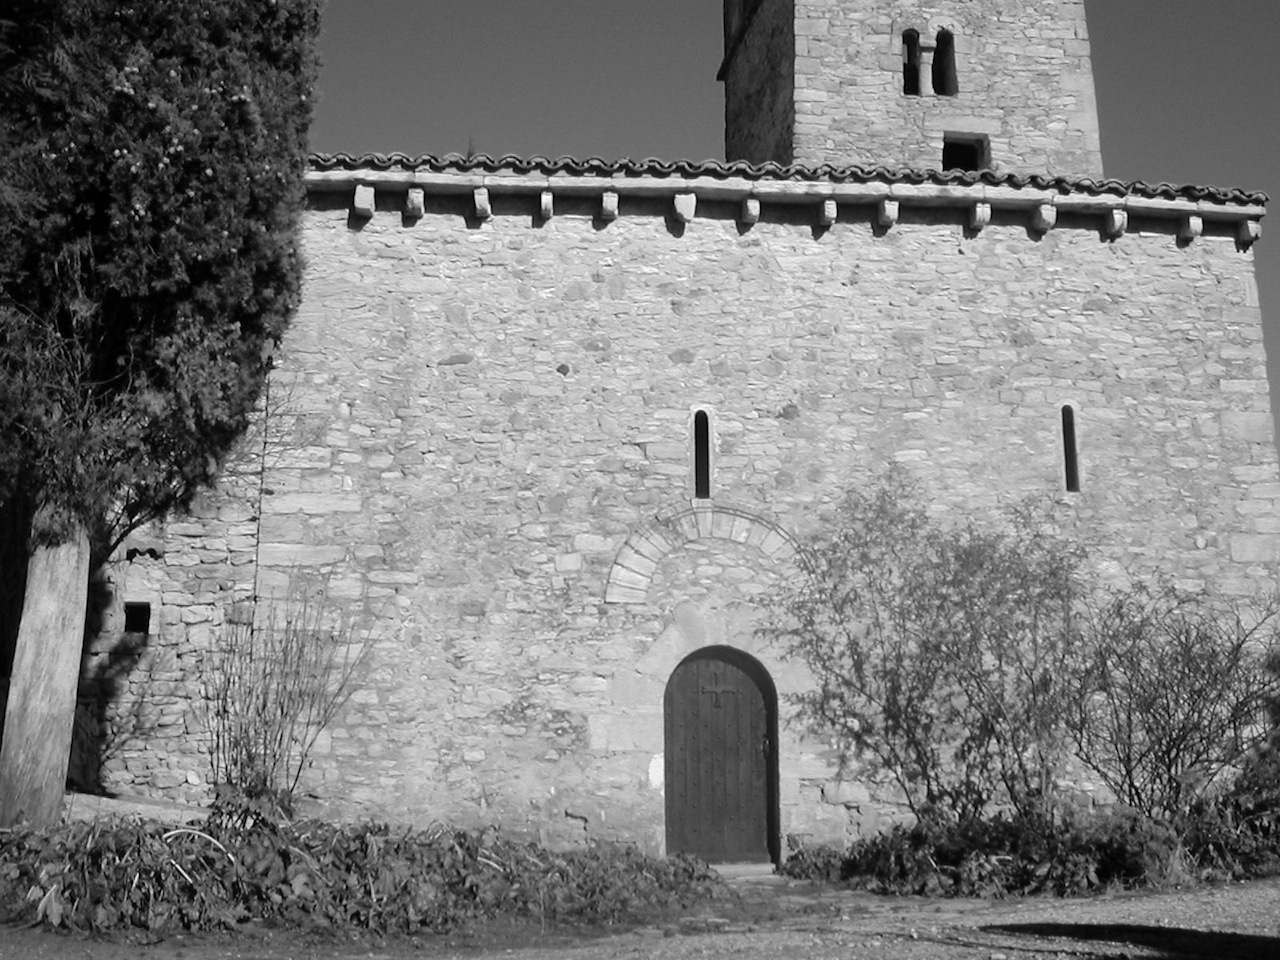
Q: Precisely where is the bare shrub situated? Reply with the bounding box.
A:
[201,578,369,812]
[761,468,1087,823]
[1070,588,1280,819]
[1263,646,1280,760]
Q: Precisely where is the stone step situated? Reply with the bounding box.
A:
[713,862,782,884]
[62,791,207,825]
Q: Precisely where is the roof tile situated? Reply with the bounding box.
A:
[308,153,1268,206]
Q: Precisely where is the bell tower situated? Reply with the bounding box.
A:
[720,0,1103,178]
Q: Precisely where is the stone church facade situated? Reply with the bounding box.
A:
[80,0,1273,861]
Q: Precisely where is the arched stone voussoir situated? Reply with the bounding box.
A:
[604,501,801,604]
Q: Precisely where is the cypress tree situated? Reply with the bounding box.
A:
[0,0,322,826]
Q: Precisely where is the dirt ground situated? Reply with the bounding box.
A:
[2,874,1278,960]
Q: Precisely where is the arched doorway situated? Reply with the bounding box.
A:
[664,646,779,863]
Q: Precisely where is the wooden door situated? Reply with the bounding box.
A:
[664,648,775,862]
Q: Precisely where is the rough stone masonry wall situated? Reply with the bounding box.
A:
[70,429,264,803]
[93,190,1276,854]
[727,0,1103,176]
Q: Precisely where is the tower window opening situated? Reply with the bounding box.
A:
[933,29,958,96]
[902,30,921,96]
[942,134,988,172]
[693,409,712,499]
[1061,405,1081,493]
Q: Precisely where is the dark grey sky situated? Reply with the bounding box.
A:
[310,1,1280,387]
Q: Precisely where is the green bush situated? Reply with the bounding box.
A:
[0,809,725,936]
[1178,752,1280,879]
[781,807,1238,898]
[775,837,847,884]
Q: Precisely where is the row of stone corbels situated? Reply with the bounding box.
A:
[316,170,1265,245]
[604,501,800,604]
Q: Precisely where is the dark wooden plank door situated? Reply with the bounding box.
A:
[664,652,771,862]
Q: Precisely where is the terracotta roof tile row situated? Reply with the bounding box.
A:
[308,152,1268,206]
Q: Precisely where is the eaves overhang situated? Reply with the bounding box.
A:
[305,153,1266,241]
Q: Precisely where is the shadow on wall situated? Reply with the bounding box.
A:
[0,506,152,796]
[67,571,152,796]
[983,923,1280,960]
[0,495,32,749]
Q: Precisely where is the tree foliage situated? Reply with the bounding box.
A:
[0,0,321,554]
[761,469,1087,823]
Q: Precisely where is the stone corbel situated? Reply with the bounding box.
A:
[1237,220,1262,246]
[878,199,900,227]
[600,191,619,221]
[1179,215,1203,241]
[673,192,697,223]
[819,198,837,226]
[405,187,425,218]
[1104,209,1127,238]
[968,202,991,232]
[741,197,760,225]
[473,187,492,220]
[352,184,375,218]
[1032,203,1057,233]
[539,190,554,219]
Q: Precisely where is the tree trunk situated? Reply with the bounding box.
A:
[0,523,90,827]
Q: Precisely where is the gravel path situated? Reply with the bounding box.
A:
[2,876,1277,960]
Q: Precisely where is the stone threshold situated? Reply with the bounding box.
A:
[61,790,208,825]
[713,861,781,882]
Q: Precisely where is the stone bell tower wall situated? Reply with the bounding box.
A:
[722,0,797,166]
[723,0,1103,176]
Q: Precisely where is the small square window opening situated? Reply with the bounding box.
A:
[942,135,989,172]
[124,601,151,634]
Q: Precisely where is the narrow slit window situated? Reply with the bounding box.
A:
[693,409,712,499]
[1061,405,1080,492]
[933,29,958,96]
[902,30,921,95]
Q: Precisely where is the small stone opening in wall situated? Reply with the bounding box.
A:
[124,601,151,635]
[933,29,958,96]
[1061,405,1081,493]
[693,409,712,499]
[902,29,921,96]
[942,134,987,172]
[556,363,571,376]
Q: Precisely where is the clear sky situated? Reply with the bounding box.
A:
[310,0,1280,406]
